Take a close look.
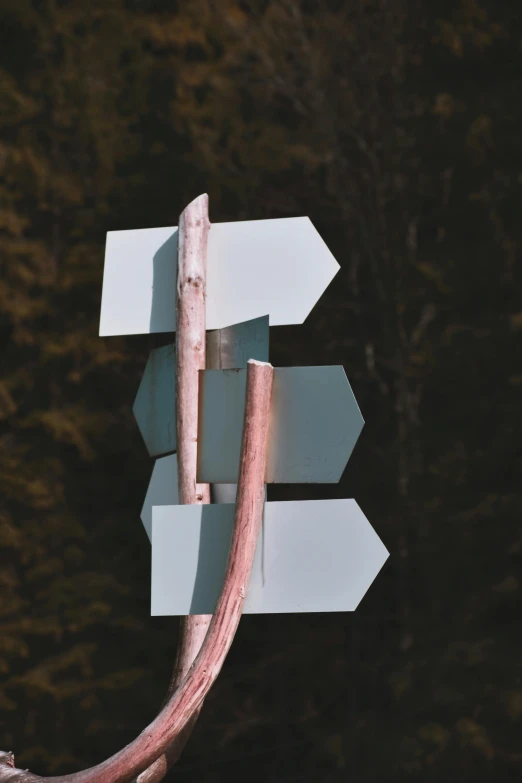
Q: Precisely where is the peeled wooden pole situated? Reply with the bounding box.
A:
[0,359,274,783]
[174,194,213,671]
[175,193,211,507]
[138,321,250,783]
[0,195,273,783]
[138,194,212,783]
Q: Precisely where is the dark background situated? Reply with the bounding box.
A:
[1,1,521,781]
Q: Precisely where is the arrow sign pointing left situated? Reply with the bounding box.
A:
[99,217,339,336]
[140,453,267,541]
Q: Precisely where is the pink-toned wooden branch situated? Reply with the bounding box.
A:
[175,193,211,508]
[173,192,212,689]
[137,194,213,783]
[0,359,274,783]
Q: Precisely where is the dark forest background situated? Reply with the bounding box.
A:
[1,1,521,781]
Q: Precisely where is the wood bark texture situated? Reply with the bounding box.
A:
[138,194,212,783]
[175,193,211,508]
[0,359,274,783]
[139,194,259,783]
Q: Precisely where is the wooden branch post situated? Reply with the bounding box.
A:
[0,193,274,783]
[0,175,389,781]
[139,194,212,783]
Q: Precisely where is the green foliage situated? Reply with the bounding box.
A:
[0,0,520,780]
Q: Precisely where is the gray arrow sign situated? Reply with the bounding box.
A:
[141,453,178,542]
[99,217,339,336]
[151,500,388,615]
[133,316,269,458]
[198,366,363,483]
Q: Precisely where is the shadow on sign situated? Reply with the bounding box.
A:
[190,505,235,614]
[151,230,178,333]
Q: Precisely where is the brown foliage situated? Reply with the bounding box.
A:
[0,0,520,780]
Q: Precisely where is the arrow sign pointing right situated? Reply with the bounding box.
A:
[100,217,339,336]
[198,366,364,483]
[151,500,389,615]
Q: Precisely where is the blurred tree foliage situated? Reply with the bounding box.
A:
[0,0,521,781]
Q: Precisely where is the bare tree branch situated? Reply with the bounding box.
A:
[0,359,274,783]
[135,195,214,783]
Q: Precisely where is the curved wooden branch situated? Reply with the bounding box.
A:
[0,359,273,783]
[136,293,254,783]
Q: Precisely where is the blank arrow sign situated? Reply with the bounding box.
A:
[134,364,363,483]
[99,217,339,336]
[151,500,389,615]
[141,453,178,542]
[198,366,364,483]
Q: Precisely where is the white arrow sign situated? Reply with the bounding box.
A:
[133,316,269,458]
[135,365,363,483]
[199,366,363,483]
[141,453,178,541]
[99,217,339,336]
[140,453,266,542]
[151,500,388,615]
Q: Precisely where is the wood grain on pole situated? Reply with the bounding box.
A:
[173,193,212,676]
[139,194,212,783]
[0,360,274,783]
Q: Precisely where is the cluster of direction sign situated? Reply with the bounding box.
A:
[100,216,389,615]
